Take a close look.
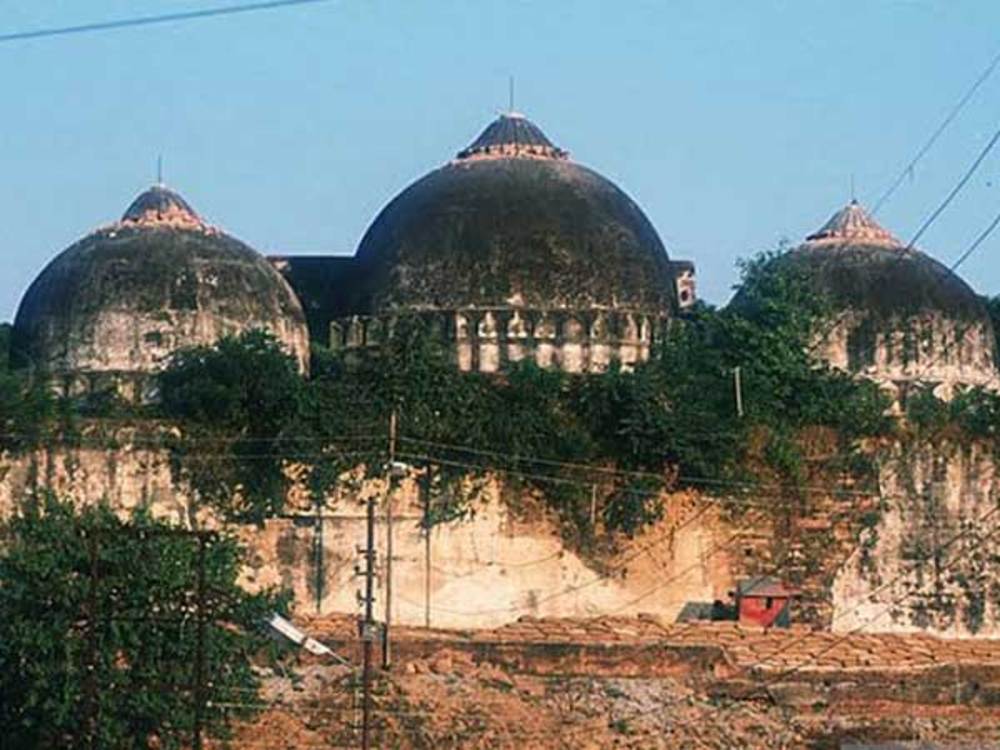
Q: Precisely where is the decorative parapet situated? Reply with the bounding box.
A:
[41,369,160,404]
[329,308,670,374]
[814,310,1000,400]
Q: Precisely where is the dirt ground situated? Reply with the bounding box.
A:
[212,616,1000,750]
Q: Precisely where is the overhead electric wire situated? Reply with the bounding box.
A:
[716,502,1000,713]
[806,120,1000,359]
[396,440,878,498]
[0,0,336,44]
[872,46,1000,215]
[900,126,1000,252]
[949,203,1000,274]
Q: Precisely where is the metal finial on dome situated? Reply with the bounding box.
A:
[805,201,901,248]
[120,184,206,230]
[456,112,568,161]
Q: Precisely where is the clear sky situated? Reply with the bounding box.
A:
[3,1,1000,319]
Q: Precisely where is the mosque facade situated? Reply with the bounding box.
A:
[9,112,998,399]
[272,112,696,374]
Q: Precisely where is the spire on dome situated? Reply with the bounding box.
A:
[120,185,206,230]
[456,113,568,161]
[805,200,901,248]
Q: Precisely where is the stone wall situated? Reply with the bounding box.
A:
[0,438,736,628]
[242,481,738,628]
[832,438,1000,637]
[5,428,1000,636]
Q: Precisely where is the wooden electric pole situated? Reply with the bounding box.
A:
[422,467,432,629]
[383,408,397,670]
[359,496,377,750]
[733,366,744,418]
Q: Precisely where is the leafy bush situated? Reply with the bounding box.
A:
[0,494,285,749]
[158,330,308,523]
[0,369,54,452]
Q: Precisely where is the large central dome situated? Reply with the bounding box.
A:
[354,113,677,314]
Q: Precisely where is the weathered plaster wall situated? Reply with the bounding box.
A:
[0,434,189,523]
[0,441,736,628]
[244,482,737,629]
[832,439,1000,637]
[7,430,999,636]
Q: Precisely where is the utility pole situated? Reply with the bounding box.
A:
[314,493,325,614]
[733,366,744,418]
[193,534,207,750]
[421,466,432,629]
[84,530,99,750]
[359,496,377,750]
[383,408,397,670]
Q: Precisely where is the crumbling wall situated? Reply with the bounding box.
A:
[832,438,1000,637]
[0,429,189,523]
[0,437,739,629]
[243,482,738,628]
[8,427,998,635]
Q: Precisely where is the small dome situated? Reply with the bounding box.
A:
[354,113,676,314]
[777,201,984,320]
[456,112,568,160]
[13,185,310,390]
[120,184,202,228]
[732,201,997,392]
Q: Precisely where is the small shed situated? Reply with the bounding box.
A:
[733,576,798,628]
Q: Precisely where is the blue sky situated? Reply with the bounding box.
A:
[2,1,1000,318]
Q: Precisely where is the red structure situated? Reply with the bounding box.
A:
[734,576,798,628]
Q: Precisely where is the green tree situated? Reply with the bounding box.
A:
[0,322,11,371]
[0,494,285,749]
[159,330,308,523]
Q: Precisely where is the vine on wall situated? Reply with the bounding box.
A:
[0,254,895,543]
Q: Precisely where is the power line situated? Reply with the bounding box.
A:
[806,121,1000,360]
[721,503,1000,706]
[0,0,336,45]
[872,46,1000,215]
[903,126,1000,252]
[396,443,877,499]
[950,203,1000,274]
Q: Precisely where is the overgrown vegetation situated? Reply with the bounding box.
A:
[146,251,892,538]
[0,322,56,452]
[0,493,286,749]
[0,251,902,538]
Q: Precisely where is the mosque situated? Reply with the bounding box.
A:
[10,111,998,400]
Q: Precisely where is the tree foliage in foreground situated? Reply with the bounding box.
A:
[0,494,286,749]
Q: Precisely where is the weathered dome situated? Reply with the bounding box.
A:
[12,185,310,392]
[354,113,676,314]
[733,201,997,394]
[773,201,986,321]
